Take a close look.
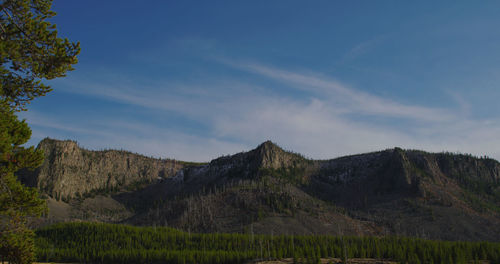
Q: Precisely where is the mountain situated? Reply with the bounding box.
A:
[18,138,500,241]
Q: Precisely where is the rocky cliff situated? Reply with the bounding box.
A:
[19,138,185,201]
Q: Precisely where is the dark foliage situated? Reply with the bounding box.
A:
[36,222,500,264]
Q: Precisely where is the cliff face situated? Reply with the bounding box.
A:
[313,148,500,206]
[19,138,184,200]
[310,149,417,208]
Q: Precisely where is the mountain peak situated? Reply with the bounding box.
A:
[252,140,304,169]
[256,140,281,151]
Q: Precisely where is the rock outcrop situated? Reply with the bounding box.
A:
[19,138,184,200]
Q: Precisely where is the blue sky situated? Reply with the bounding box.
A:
[20,1,500,161]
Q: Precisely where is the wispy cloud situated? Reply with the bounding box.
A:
[446,89,472,117]
[22,111,247,162]
[213,98,417,158]
[22,111,113,138]
[337,36,386,65]
[27,60,500,161]
[223,60,455,122]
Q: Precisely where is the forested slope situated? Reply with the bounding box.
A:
[35,222,500,263]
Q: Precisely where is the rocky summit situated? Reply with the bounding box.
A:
[18,138,500,242]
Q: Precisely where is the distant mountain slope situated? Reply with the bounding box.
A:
[18,138,500,241]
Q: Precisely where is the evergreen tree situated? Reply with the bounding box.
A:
[0,0,79,263]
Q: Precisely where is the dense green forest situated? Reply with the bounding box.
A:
[34,222,500,264]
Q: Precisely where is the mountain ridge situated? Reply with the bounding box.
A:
[18,138,500,241]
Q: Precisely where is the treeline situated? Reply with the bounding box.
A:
[35,222,500,264]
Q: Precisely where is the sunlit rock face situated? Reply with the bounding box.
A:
[20,138,184,200]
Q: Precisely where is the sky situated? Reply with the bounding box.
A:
[19,1,500,162]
